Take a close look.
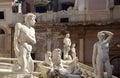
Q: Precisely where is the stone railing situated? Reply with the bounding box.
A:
[0,57,41,78]
[0,57,118,78]
[79,62,118,78]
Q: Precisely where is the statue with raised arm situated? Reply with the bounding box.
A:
[63,33,72,60]
[92,31,113,78]
[14,13,36,74]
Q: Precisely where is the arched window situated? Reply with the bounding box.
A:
[35,5,47,13]
[0,29,5,34]
[0,29,5,49]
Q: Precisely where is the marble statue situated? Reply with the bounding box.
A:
[63,33,72,60]
[44,51,53,67]
[71,43,77,59]
[37,49,63,78]
[52,48,63,69]
[52,48,83,78]
[14,13,36,74]
[37,51,55,78]
[36,45,83,78]
[54,58,83,78]
[92,31,114,78]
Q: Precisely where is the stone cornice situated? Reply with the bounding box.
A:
[35,21,120,28]
[9,21,120,29]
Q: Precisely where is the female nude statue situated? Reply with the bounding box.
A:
[14,13,36,74]
[92,31,113,78]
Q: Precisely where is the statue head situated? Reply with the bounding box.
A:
[52,48,62,66]
[52,48,61,59]
[72,43,76,48]
[47,51,52,57]
[66,33,70,38]
[25,13,36,27]
[97,31,106,42]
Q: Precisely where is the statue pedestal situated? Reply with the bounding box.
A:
[0,68,38,78]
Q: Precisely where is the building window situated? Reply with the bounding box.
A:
[12,5,18,13]
[0,29,5,49]
[114,0,120,5]
[60,18,69,23]
[36,5,47,13]
[0,29,5,34]
[0,11,4,19]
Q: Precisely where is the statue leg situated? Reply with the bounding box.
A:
[28,55,34,73]
[63,47,67,60]
[105,61,112,78]
[64,47,70,60]
[96,60,104,78]
[19,47,28,73]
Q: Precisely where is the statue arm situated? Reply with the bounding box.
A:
[69,40,71,46]
[14,23,21,57]
[25,28,36,44]
[101,31,114,43]
[63,38,66,44]
[49,57,54,68]
[92,43,97,69]
[62,59,75,65]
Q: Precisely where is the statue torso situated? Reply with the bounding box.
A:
[18,24,34,44]
[96,42,109,61]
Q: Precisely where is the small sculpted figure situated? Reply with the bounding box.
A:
[14,13,36,74]
[52,48,63,69]
[71,43,77,59]
[44,51,53,67]
[63,33,72,60]
[92,31,113,78]
[52,48,83,78]
[38,51,54,78]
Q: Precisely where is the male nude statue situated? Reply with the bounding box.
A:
[92,31,113,78]
[63,33,71,60]
[14,13,36,74]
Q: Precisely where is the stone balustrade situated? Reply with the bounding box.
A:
[0,57,118,78]
[0,57,41,78]
[79,62,118,78]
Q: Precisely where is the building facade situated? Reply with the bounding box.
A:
[0,0,16,58]
[0,0,120,77]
